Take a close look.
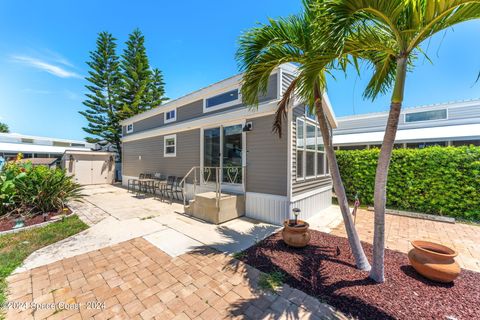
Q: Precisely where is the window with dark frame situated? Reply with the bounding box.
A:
[205,89,239,109]
[405,109,447,123]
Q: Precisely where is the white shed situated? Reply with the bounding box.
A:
[61,150,115,185]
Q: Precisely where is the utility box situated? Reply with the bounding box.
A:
[61,150,115,185]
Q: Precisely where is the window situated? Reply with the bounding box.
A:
[305,124,316,177]
[164,109,176,123]
[305,107,316,121]
[405,109,447,123]
[21,138,34,144]
[126,124,133,133]
[296,119,304,179]
[71,143,85,147]
[164,134,176,157]
[317,127,327,175]
[296,118,328,180]
[204,89,239,112]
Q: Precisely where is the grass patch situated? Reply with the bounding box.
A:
[258,269,285,292]
[0,215,88,307]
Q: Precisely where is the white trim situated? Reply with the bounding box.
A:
[122,100,279,143]
[290,185,331,202]
[287,103,293,200]
[163,134,176,157]
[126,123,134,134]
[164,109,177,124]
[203,89,242,113]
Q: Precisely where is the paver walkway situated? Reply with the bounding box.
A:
[6,238,345,320]
[331,209,480,272]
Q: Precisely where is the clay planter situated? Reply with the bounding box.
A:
[408,240,460,283]
[282,219,311,248]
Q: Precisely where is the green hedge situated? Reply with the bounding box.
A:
[336,146,480,220]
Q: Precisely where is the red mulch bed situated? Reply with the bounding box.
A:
[0,208,72,232]
[240,230,480,320]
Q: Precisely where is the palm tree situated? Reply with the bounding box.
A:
[236,1,371,271]
[0,122,9,133]
[320,0,480,283]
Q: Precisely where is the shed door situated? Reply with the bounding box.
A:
[74,158,94,185]
[91,158,108,184]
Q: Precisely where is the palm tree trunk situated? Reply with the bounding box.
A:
[314,87,371,271]
[369,56,408,283]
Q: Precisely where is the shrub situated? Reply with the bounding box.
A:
[0,159,83,217]
[336,146,480,220]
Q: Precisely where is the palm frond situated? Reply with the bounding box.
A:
[273,77,298,137]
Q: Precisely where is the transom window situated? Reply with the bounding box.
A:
[204,89,239,112]
[296,118,328,180]
[164,134,176,157]
[126,124,133,133]
[405,109,447,123]
[164,109,176,123]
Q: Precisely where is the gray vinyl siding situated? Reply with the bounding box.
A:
[122,74,279,136]
[246,115,288,196]
[177,99,204,122]
[122,129,200,177]
[291,105,332,197]
[282,71,295,95]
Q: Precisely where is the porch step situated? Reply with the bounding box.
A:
[189,191,245,224]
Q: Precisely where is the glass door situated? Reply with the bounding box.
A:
[223,125,243,184]
[203,127,220,183]
[202,124,244,188]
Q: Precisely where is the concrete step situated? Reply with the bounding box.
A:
[188,191,245,224]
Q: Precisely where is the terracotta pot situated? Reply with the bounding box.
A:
[282,219,311,248]
[408,240,460,283]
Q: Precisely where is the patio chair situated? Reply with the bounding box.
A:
[128,173,146,192]
[164,176,178,202]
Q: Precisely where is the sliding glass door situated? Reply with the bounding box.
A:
[202,124,244,188]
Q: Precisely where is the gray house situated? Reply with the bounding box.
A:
[120,63,337,225]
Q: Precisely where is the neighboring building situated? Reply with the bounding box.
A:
[120,63,337,225]
[0,133,95,160]
[16,158,57,169]
[333,99,480,149]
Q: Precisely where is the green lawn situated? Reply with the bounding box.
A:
[0,215,88,306]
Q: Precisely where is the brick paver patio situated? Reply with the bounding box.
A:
[5,238,344,320]
[331,209,480,272]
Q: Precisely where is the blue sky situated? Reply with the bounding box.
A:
[1,0,479,140]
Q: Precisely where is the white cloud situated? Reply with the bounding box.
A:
[11,55,82,79]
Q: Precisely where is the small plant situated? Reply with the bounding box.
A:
[232,251,246,260]
[258,270,285,292]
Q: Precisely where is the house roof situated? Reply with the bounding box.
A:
[333,123,480,146]
[16,158,57,166]
[0,142,92,154]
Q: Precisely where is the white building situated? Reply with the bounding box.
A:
[333,99,480,149]
[0,133,95,160]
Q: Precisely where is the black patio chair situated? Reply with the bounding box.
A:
[128,173,146,192]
